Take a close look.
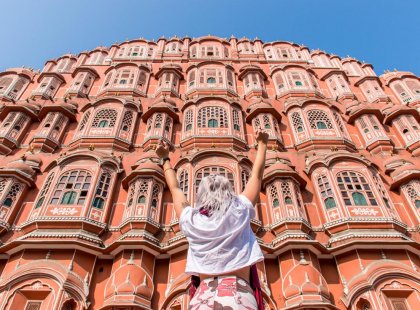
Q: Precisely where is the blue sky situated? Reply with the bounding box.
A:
[1,0,419,75]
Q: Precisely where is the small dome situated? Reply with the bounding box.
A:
[105,263,153,300]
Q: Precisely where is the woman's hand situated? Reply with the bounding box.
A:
[155,139,170,159]
[255,130,269,145]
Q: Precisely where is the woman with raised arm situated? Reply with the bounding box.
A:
[156,130,269,310]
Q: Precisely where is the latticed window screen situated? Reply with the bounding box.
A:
[317,175,337,209]
[136,180,149,204]
[197,106,228,128]
[232,109,241,131]
[154,113,163,128]
[51,170,92,205]
[2,182,23,207]
[372,173,392,209]
[241,169,250,191]
[78,111,91,132]
[333,111,346,134]
[307,110,334,130]
[35,172,55,209]
[195,167,234,193]
[178,170,189,197]
[121,110,133,132]
[268,184,280,208]
[291,111,305,133]
[336,171,377,206]
[151,184,160,208]
[402,181,420,209]
[252,117,261,132]
[91,109,118,128]
[92,172,111,209]
[3,112,17,125]
[262,114,271,129]
[281,182,293,204]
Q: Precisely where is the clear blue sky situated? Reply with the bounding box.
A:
[1,0,419,75]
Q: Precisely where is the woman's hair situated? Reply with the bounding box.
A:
[195,174,236,220]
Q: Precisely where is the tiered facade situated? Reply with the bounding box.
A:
[0,35,419,310]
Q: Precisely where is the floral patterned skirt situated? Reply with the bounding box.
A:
[189,276,258,310]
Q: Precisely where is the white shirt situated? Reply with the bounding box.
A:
[179,195,264,276]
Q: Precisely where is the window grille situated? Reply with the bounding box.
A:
[197,106,228,128]
[307,110,334,130]
[317,175,337,209]
[35,172,55,209]
[91,109,118,128]
[232,109,241,131]
[121,110,133,132]
[268,184,280,208]
[92,172,111,209]
[50,170,92,205]
[2,182,23,208]
[336,171,377,206]
[178,169,189,197]
[291,111,305,133]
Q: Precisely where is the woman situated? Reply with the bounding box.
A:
[156,130,269,309]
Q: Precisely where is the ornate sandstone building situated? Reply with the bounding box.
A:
[0,35,419,310]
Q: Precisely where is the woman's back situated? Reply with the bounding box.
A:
[180,194,264,276]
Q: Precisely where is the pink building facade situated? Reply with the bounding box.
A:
[0,35,419,309]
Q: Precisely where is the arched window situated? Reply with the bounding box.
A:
[121,110,133,133]
[188,71,196,87]
[241,169,250,191]
[61,191,77,205]
[51,170,92,205]
[1,182,23,208]
[92,109,118,128]
[263,114,271,129]
[155,113,163,128]
[291,112,305,134]
[207,77,216,84]
[184,110,193,132]
[98,120,109,128]
[151,184,160,209]
[92,172,111,209]
[307,110,334,130]
[178,169,189,197]
[195,166,234,193]
[352,192,368,206]
[317,175,337,209]
[232,109,241,131]
[401,181,420,214]
[316,121,327,129]
[78,111,91,132]
[197,106,228,128]
[137,181,149,205]
[208,119,218,127]
[336,171,377,206]
[284,196,293,204]
[268,184,280,208]
[35,172,55,209]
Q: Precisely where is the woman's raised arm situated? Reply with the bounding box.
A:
[155,140,189,218]
[241,130,269,205]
